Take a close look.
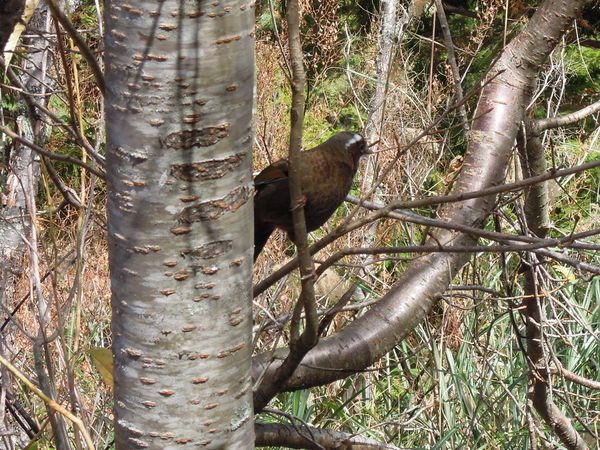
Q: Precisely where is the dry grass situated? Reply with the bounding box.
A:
[3,197,112,447]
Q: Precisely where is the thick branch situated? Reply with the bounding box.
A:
[534,98,600,131]
[255,422,398,449]
[518,121,550,236]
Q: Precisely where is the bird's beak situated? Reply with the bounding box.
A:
[363,140,379,154]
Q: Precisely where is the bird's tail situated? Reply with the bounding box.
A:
[254,220,275,261]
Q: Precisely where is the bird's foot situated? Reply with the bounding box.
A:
[290,195,308,211]
[300,263,318,282]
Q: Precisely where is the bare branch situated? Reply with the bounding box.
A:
[535,98,600,131]
[1,126,105,179]
[45,0,105,94]
[253,0,320,413]
[434,0,468,129]
[255,421,399,449]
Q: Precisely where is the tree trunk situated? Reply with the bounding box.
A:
[105,0,255,447]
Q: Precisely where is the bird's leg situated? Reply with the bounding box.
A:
[290,194,308,211]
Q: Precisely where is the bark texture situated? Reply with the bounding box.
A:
[105,0,255,447]
[255,422,399,449]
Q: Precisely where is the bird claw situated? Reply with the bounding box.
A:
[300,264,318,281]
[290,195,308,211]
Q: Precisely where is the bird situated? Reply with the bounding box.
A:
[253,131,369,261]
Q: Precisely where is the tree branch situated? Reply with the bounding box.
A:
[253,0,320,413]
[534,98,600,132]
[0,126,105,179]
[251,0,588,405]
[45,0,105,94]
[255,421,399,449]
[434,0,468,129]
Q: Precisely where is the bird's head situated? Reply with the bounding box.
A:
[328,131,370,164]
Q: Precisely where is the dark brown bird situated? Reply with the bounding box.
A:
[254,131,368,260]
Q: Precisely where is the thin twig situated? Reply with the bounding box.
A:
[253,0,320,413]
[434,0,469,129]
[1,126,105,178]
[45,0,105,94]
[0,355,95,450]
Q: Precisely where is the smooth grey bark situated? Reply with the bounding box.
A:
[0,135,37,286]
[363,0,404,145]
[1,5,46,304]
[105,0,255,448]
[0,123,40,450]
[360,0,402,254]
[252,0,584,393]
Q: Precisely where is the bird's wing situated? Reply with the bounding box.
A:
[254,158,289,188]
[254,158,292,230]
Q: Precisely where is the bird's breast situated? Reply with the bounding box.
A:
[299,158,355,231]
